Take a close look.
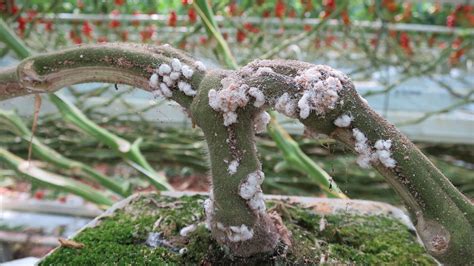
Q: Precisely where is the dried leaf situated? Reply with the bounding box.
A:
[58,238,85,249]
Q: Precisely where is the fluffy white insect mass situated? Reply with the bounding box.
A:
[374,139,396,168]
[149,58,196,99]
[352,129,397,169]
[352,128,372,168]
[248,87,265,107]
[275,93,297,117]
[334,114,352,127]
[195,61,207,71]
[293,65,346,119]
[170,71,181,80]
[158,64,171,75]
[208,79,251,126]
[181,65,194,78]
[248,191,266,212]
[227,160,239,175]
[178,81,196,96]
[254,111,271,133]
[256,67,274,75]
[221,224,254,242]
[171,58,182,71]
[239,170,266,213]
[160,83,173,98]
[163,75,173,86]
[223,112,238,126]
[149,73,159,88]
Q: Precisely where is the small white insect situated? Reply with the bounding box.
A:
[195,61,207,71]
[158,64,171,75]
[160,83,173,98]
[170,71,181,81]
[334,114,352,128]
[149,73,159,88]
[181,65,194,78]
[171,58,182,71]
[248,87,265,107]
[227,160,239,175]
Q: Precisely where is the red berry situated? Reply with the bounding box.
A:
[399,32,412,54]
[188,8,197,23]
[34,191,44,200]
[140,26,154,42]
[58,196,67,203]
[17,17,26,34]
[227,2,239,16]
[132,11,141,27]
[45,21,53,32]
[82,21,93,38]
[446,14,456,27]
[73,36,82,44]
[168,11,177,27]
[114,0,125,6]
[275,0,285,18]
[109,10,121,29]
[236,29,246,43]
[341,10,350,25]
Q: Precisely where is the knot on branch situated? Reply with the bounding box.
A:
[17,61,49,93]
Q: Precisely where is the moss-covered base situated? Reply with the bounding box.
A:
[40,193,435,265]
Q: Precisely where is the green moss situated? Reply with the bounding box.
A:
[40,194,435,265]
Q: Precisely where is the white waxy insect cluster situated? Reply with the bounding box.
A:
[148,58,197,98]
[254,111,271,133]
[353,128,397,169]
[353,128,373,168]
[333,114,352,128]
[374,139,396,168]
[208,77,267,127]
[256,66,274,76]
[227,159,240,175]
[293,65,345,119]
[239,170,266,213]
[248,87,265,108]
[275,92,297,117]
[203,192,254,242]
[195,60,207,71]
[216,223,254,242]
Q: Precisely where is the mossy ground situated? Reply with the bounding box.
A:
[41,193,435,265]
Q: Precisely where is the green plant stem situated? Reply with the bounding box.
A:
[0,109,130,197]
[193,0,238,69]
[0,147,113,207]
[267,112,347,199]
